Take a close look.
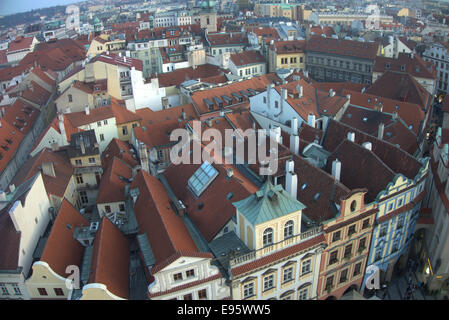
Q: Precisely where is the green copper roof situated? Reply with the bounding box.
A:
[232,179,306,226]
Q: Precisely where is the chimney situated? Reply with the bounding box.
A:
[80,136,86,155]
[378,123,384,140]
[297,85,303,98]
[362,142,372,151]
[138,143,149,173]
[307,114,316,128]
[281,87,288,113]
[290,134,300,155]
[42,162,56,178]
[58,114,68,146]
[291,117,298,135]
[331,158,341,181]
[347,131,355,142]
[85,106,90,115]
[226,167,234,178]
[266,84,273,109]
[9,184,15,193]
[0,190,6,201]
[285,159,298,199]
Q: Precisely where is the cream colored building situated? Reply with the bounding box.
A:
[87,34,126,58]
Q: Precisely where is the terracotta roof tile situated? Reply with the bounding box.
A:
[64,105,115,128]
[90,52,143,72]
[155,64,225,88]
[207,32,248,47]
[97,157,132,204]
[271,40,306,54]
[101,138,138,169]
[7,36,35,53]
[20,80,52,106]
[230,50,265,67]
[373,52,436,80]
[40,200,89,277]
[89,217,130,299]
[130,171,200,266]
[2,99,40,135]
[0,207,21,270]
[0,120,25,173]
[306,37,379,60]
[11,148,73,198]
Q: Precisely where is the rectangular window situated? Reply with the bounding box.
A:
[54,288,64,296]
[198,289,207,299]
[375,246,383,261]
[362,218,370,229]
[283,267,293,283]
[358,237,366,252]
[75,174,83,184]
[12,284,21,295]
[325,275,334,290]
[301,259,311,275]
[344,244,352,259]
[0,283,9,296]
[122,126,128,135]
[68,94,72,103]
[75,159,82,166]
[353,262,362,276]
[88,157,95,164]
[183,293,192,300]
[105,205,111,213]
[329,250,338,265]
[38,288,48,296]
[79,191,88,204]
[119,204,125,212]
[348,224,356,236]
[243,282,254,299]
[332,231,341,242]
[186,269,195,278]
[380,224,388,237]
[339,269,348,283]
[263,274,274,291]
[97,121,102,127]
[104,120,108,125]
[298,287,309,300]
[173,273,183,281]
[100,134,105,141]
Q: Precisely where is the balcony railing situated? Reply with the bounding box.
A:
[229,226,323,267]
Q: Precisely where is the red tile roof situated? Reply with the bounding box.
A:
[64,105,115,128]
[342,89,425,135]
[163,141,259,241]
[246,27,280,39]
[0,207,21,270]
[11,148,73,199]
[101,138,138,169]
[97,157,132,204]
[40,200,89,277]
[130,171,200,267]
[373,52,436,80]
[135,104,197,147]
[0,120,25,174]
[207,32,248,47]
[306,37,379,60]
[89,217,130,299]
[309,25,335,37]
[0,65,28,81]
[230,50,265,67]
[110,100,142,125]
[20,80,52,106]
[155,64,225,87]
[365,71,431,108]
[7,36,35,53]
[271,40,306,54]
[2,99,40,135]
[91,52,143,72]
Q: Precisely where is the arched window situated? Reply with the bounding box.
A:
[350,200,357,212]
[284,220,294,239]
[263,228,274,247]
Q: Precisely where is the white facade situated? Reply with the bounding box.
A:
[422,43,449,94]
[0,172,51,300]
[75,113,117,153]
[125,68,166,111]
[149,256,230,300]
[382,36,412,58]
[229,60,266,78]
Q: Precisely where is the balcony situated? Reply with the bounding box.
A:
[119,76,131,84]
[229,226,323,267]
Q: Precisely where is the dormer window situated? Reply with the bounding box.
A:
[284,220,294,239]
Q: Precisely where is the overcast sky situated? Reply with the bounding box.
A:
[0,0,79,16]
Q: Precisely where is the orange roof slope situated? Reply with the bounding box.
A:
[0,121,25,174]
[40,200,89,277]
[89,217,129,299]
[11,148,73,198]
[130,170,199,266]
[97,157,132,204]
[101,138,138,169]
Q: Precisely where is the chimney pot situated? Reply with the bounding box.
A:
[332,158,341,181]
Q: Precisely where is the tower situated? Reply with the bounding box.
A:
[200,0,217,33]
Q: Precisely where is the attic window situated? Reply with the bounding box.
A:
[66,224,72,230]
[313,193,321,201]
[301,183,308,190]
[226,192,234,200]
[198,202,204,211]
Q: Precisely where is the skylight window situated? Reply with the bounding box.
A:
[188,161,219,197]
[301,183,308,190]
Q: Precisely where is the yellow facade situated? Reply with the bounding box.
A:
[25,262,69,300]
[117,120,140,142]
[87,35,126,58]
[80,284,125,300]
[269,49,305,73]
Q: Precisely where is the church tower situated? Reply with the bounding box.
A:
[200,0,217,33]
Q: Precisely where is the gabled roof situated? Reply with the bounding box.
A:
[271,40,306,54]
[40,200,89,277]
[155,64,225,88]
[365,71,430,108]
[101,138,138,169]
[11,148,73,198]
[2,99,40,135]
[163,141,259,241]
[230,50,265,67]
[207,32,248,47]
[0,120,25,174]
[64,105,115,128]
[373,52,436,80]
[233,179,306,225]
[97,157,132,204]
[20,80,52,106]
[130,170,200,267]
[89,217,129,299]
[7,36,35,53]
[90,52,143,72]
[246,26,280,39]
[306,37,379,60]
[343,89,424,135]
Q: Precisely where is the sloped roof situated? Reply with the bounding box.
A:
[155,64,225,88]
[230,50,265,67]
[271,40,306,54]
[306,37,379,60]
[130,170,199,266]
[0,120,25,174]
[11,148,73,198]
[96,157,132,204]
[89,217,129,299]
[7,36,35,53]
[40,200,89,277]
[101,138,138,169]
[233,179,306,225]
[373,52,436,79]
